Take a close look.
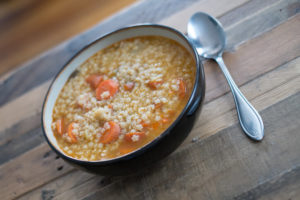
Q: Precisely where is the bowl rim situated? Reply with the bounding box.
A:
[41,23,205,165]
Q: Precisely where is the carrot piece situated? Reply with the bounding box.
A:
[56,118,65,135]
[141,121,149,128]
[151,122,160,129]
[108,104,113,109]
[147,80,163,90]
[124,81,135,91]
[86,74,103,89]
[96,79,119,100]
[67,122,78,143]
[99,121,120,144]
[124,132,145,142]
[178,79,187,98]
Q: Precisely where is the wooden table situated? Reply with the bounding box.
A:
[0,0,299,199]
[0,0,136,75]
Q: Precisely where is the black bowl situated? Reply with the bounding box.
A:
[42,24,205,175]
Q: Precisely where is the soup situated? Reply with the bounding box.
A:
[52,36,196,161]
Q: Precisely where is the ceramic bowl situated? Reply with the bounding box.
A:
[42,24,205,175]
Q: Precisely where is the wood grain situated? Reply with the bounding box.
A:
[224,0,300,49]
[235,166,300,200]
[0,0,137,76]
[0,81,50,134]
[160,0,250,31]
[0,143,74,199]
[18,170,95,200]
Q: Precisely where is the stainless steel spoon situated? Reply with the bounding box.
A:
[187,12,264,141]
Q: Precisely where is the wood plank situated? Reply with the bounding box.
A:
[160,0,250,31]
[0,81,50,134]
[0,0,200,106]
[0,126,43,165]
[0,110,42,147]
[234,166,300,200]
[80,92,300,200]
[0,0,36,21]
[17,170,95,200]
[224,0,300,49]
[14,55,300,200]
[0,0,137,76]
[162,0,300,51]
[0,143,74,200]
[0,0,298,135]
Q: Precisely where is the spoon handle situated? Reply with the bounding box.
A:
[215,56,264,141]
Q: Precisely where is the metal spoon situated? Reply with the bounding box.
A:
[187,12,264,141]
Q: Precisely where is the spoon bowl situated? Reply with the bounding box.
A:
[188,12,264,141]
[188,12,226,58]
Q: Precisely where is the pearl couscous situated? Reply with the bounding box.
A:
[52,36,195,160]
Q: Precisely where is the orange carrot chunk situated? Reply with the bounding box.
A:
[86,74,103,89]
[147,80,163,90]
[151,122,160,130]
[178,79,187,98]
[124,132,145,142]
[99,121,120,144]
[68,122,78,143]
[124,81,135,91]
[96,79,119,100]
[56,118,65,135]
[141,121,149,128]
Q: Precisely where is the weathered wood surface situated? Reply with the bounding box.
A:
[0,0,299,199]
[0,0,137,76]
